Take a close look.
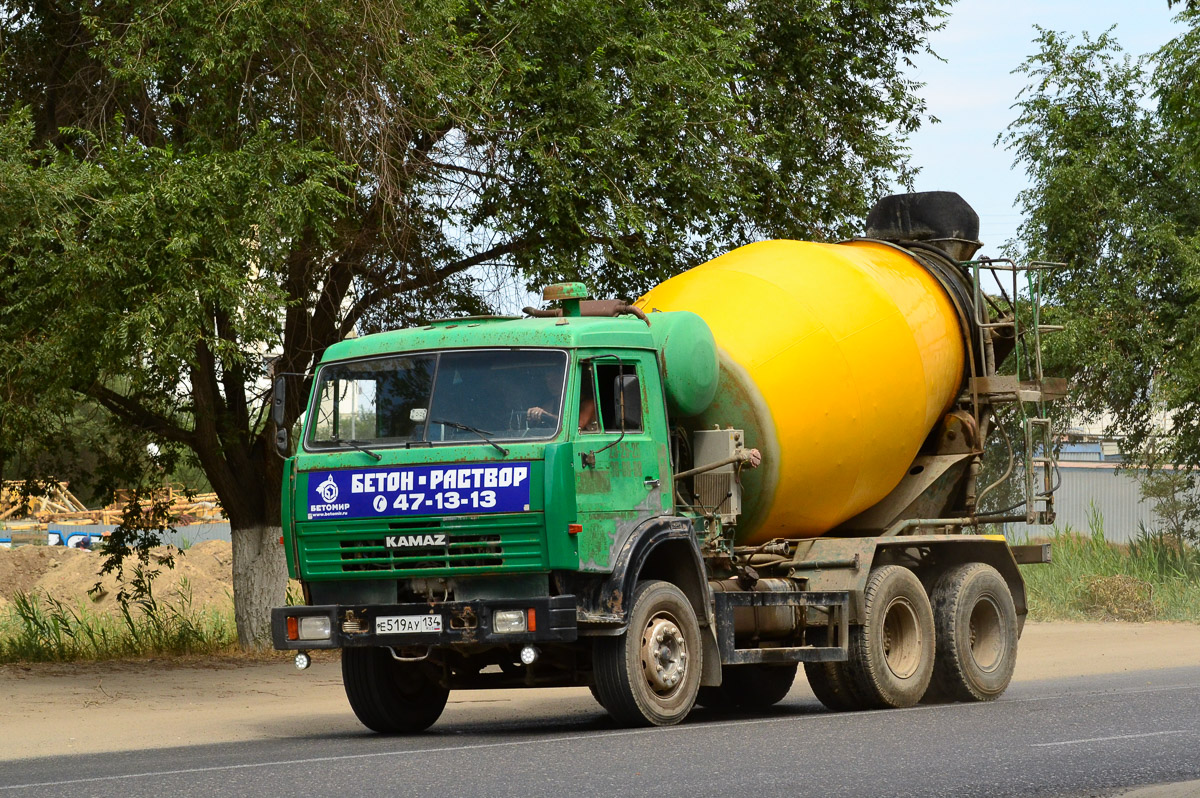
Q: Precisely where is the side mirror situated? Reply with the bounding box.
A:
[614,375,642,431]
[272,377,286,428]
[273,377,289,456]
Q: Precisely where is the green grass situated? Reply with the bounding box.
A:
[0,577,237,663]
[6,510,1197,663]
[1020,509,1200,623]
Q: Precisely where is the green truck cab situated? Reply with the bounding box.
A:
[273,293,730,729]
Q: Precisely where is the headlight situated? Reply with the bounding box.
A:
[493,610,527,634]
[298,615,332,640]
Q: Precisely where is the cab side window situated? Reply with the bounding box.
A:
[578,366,600,433]
[596,363,643,433]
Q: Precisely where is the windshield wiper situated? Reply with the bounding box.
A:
[431,419,509,456]
[329,436,382,461]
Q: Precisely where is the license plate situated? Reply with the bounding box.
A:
[375,614,443,635]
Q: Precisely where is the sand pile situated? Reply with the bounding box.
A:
[0,540,234,616]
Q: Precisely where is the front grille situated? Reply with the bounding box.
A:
[388,518,442,530]
[298,514,545,577]
[339,533,503,571]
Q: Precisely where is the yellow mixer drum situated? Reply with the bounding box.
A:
[636,239,966,543]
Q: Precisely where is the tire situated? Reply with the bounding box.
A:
[846,565,935,709]
[926,563,1018,703]
[802,625,864,711]
[593,580,702,726]
[727,664,799,709]
[804,661,863,711]
[695,685,736,710]
[341,647,449,733]
[697,664,798,710]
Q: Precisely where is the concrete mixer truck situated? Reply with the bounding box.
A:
[270,192,1063,730]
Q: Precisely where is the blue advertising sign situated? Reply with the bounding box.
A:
[306,463,532,520]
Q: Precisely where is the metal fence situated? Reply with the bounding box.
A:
[36,523,233,548]
[1005,462,1156,543]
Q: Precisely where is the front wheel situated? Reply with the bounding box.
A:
[593,580,702,726]
[342,647,449,733]
[697,664,798,710]
[803,624,865,711]
[804,661,864,711]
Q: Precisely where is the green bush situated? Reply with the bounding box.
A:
[1020,509,1200,622]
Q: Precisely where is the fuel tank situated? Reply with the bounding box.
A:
[636,239,966,543]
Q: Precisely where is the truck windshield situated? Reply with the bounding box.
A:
[305,349,568,450]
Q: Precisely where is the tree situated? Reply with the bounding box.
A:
[1139,468,1200,544]
[0,0,951,646]
[1002,19,1200,478]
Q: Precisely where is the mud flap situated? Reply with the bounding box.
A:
[700,626,722,686]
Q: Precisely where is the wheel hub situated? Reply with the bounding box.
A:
[641,616,688,695]
[881,596,922,679]
[968,597,1003,672]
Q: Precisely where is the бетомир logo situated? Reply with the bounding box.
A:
[317,475,339,503]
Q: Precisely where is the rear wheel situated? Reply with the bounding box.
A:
[342,647,449,733]
[846,565,935,709]
[593,580,702,726]
[926,563,1018,702]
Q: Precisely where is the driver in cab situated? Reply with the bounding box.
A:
[527,369,597,431]
[526,370,563,427]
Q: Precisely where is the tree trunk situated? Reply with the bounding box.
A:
[231,523,288,648]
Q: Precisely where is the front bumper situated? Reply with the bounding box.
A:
[271,595,578,650]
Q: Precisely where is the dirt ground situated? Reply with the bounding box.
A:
[0,540,234,617]
[1,621,1199,762]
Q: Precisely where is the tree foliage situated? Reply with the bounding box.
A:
[0,0,950,645]
[1002,18,1200,473]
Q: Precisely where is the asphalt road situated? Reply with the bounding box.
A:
[3,665,1198,798]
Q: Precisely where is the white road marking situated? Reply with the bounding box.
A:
[1032,730,1192,747]
[1,725,674,791]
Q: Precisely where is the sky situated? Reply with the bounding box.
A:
[903,0,1186,258]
